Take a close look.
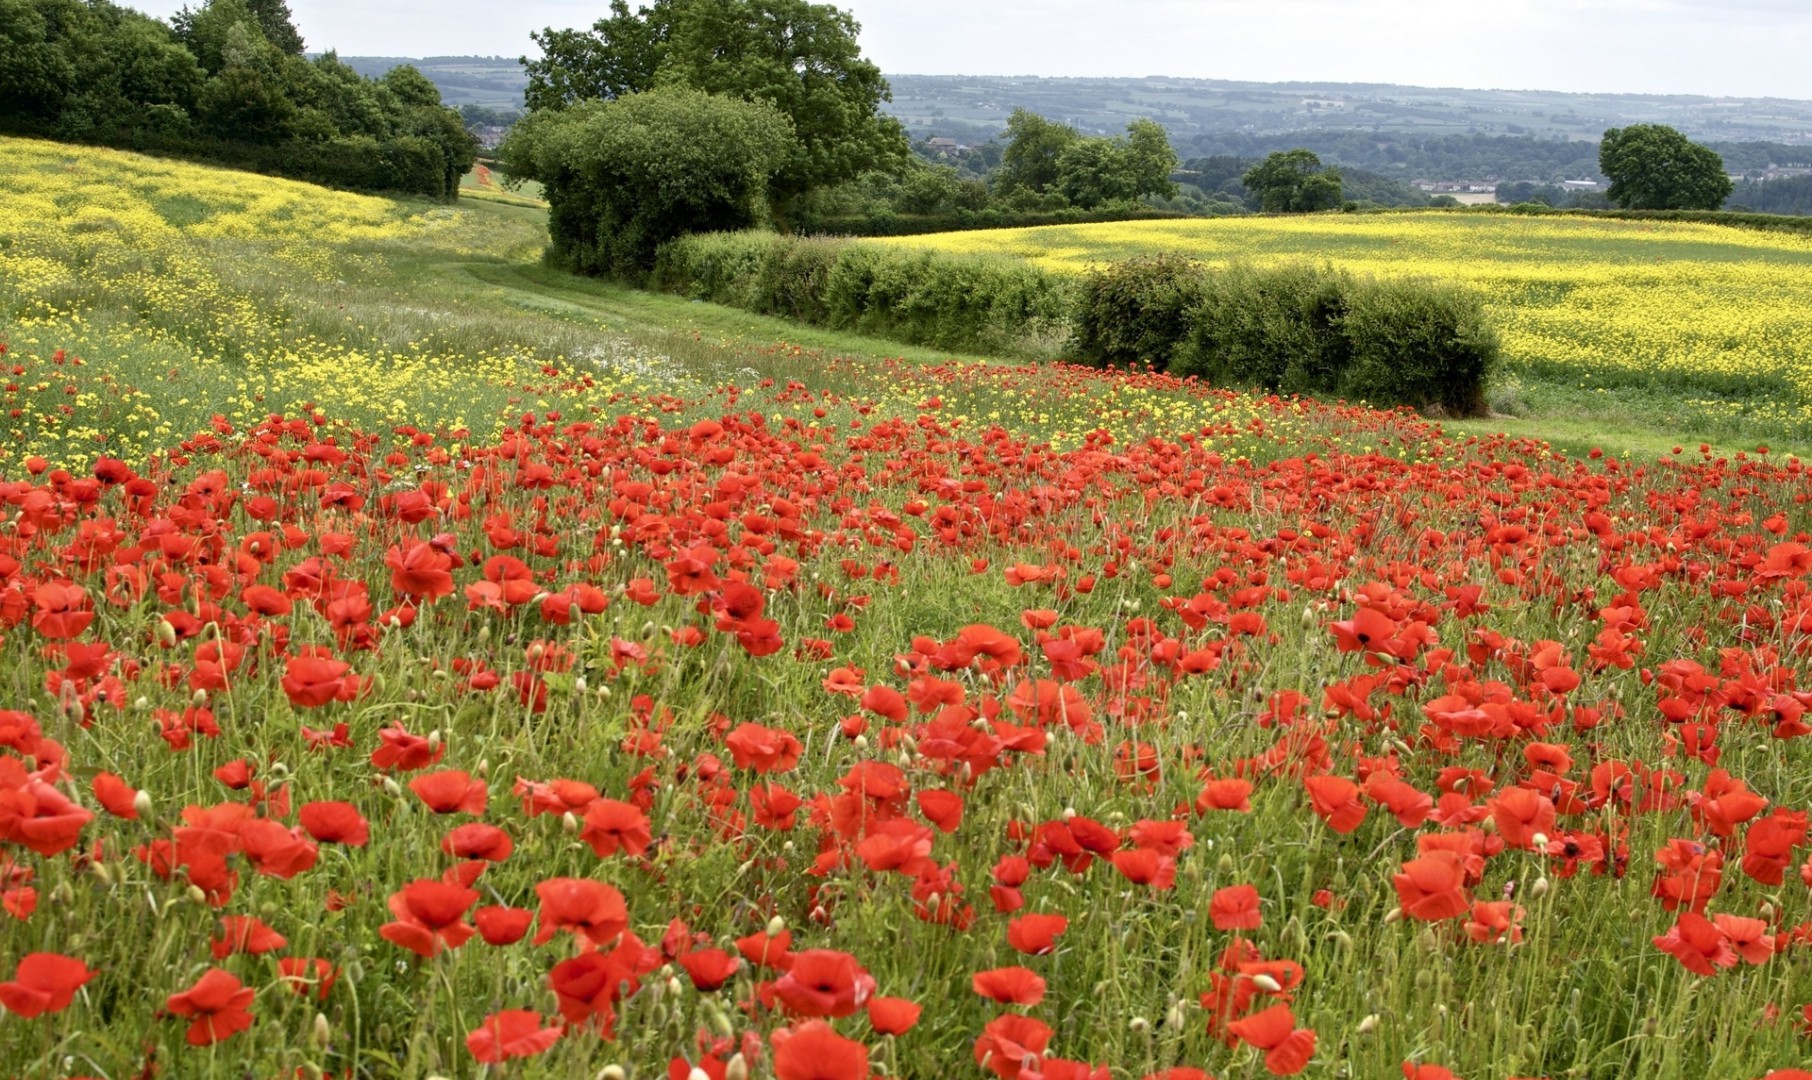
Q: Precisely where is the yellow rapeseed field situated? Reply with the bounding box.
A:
[881,215,1812,429]
[0,137,633,467]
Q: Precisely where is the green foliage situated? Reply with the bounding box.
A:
[1336,277,1500,415]
[996,107,1081,198]
[0,0,474,198]
[1069,255,1207,371]
[1600,124,1733,211]
[652,231,1074,355]
[522,0,907,212]
[1242,149,1345,213]
[999,111,1178,211]
[499,88,794,277]
[1067,258,1497,414]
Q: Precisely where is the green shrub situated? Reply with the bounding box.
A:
[654,231,1073,357]
[1070,255,1207,371]
[1337,278,1499,415]
[1175,262,1354,395]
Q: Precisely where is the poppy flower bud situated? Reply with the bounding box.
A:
[852,735,868,751]
[725,1054,749,1080]
[687,1070,711,1080]
[190,689,208,708]
[133,696,150,712]
[427,729,442,752]
[1216,853,1234,875]
[1325,929,1353,950]
[1129,1016,1150,1034]
[575,675,588,693]
[476,759,490,777]
[382,776,404,798]
[312,1012,331,1049]
[1480,815,1497,833]
[597,1067,626,1080]
[562,811,580,834]
[1062,807,1077,821]
[1166,999,1188,1029]
[91,861,113,887]
[133,789,154,819]
[1357,1014,1380,1035]
[1761,901,1777,920]
[1530,876,1549,899]
[705,1000,734,1037]
[667,975,684,997]
[1251,974,1283,993]
[186,884,207,906]
[156,620,178,648]
[1530,832,1549,849]
[766,915,787,936]
[1384,906,1403,924]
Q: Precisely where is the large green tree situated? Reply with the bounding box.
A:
[994,107,1080,199]
[1242,149,1344,213]
[1599,124,1732,211]
[522,0,905,211]
[499,86,794,275]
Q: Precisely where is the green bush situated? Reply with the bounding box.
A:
[1070,255,1207,371]
[1085,260,1498,415]
[654,231,1073,357]
[1175,262,1354,396]
[1337,277,1499,415]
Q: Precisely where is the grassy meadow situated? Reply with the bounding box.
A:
[880,214,1812,447]
[10,137,1812,1080]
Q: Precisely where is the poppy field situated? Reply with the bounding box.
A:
[9,140,1812,1080]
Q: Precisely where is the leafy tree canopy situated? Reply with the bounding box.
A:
[499,86,795,275]
[1599,124,1733,211]
[1242,149,1344,213]
[523,0,906,208]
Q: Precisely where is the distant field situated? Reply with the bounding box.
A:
[881,213,1812,439]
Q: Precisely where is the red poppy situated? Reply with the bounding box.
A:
[275,958,338,1000]
[579,798,652,857]
[974,1013,1052,1079]
[868,995,922,1035]
[678,947,741,991]
[474,905,534,946]
[0,952,93,1018]
[1210,884,1262,931]
[408,770,488,814]
[1006,912,1069,956]
[534,877,628,947]
[211,915,287,958]
[1227,1002,1316,1076]
[773,1019,870,1080]
[163,968,255,1046]
[379,879,478,958]
[466,1009,563,1063]
[299,800,369,846]
[774,949,874,1017]
[1393,851,1470,922]
[972,965,1046,1005]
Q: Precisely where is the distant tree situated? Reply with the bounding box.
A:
[498,86,794,275]
[1242,149,1343,212]
[245,0,302,55]
[1599,124,1732,210]
[1055,137,1135,208]
[524,0,675,110]
[1123,117,1179,200]
[522,0,906,214]
[995,107,1079,198]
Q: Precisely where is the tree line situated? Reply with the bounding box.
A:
[500,0,1185,275]
[0,0,476,198]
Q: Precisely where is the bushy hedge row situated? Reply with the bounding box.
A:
[1072,256,1498,415]
[652,232,1074,356]
[797,206,1191,238]
[97,130,459,200]
[655,232,1498,413]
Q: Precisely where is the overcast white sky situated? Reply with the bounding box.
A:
[131,0,1812,99]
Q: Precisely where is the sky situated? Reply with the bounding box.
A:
[131,0,1812,99]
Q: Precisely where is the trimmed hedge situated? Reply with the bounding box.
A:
[797,206,1191,238]
[652,232,1074,357]
[1074,257,1498,415]
[657,231,1498,413]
